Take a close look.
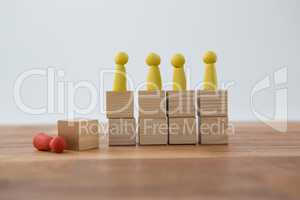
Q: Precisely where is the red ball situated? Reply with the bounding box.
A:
[33,132,53,151]
[49,136,66,153]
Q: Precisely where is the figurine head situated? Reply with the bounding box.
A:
[115,52,128,65]
[146,52,161,66]
[203,51,217,64]
[171,53,185,68]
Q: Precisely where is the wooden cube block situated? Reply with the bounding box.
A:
[106,91,134,118]
[168,117,197,144]
[198,116,228,144]
[138,91,167,118]
[138,118,168,145]
[108,118,136,146]
[58,119,99,151]
[167,90,195,117]
[197,90,228,117]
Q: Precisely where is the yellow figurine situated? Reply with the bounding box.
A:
[113,52,128,92]
[171,53,186,91]
[146,52,162,91]
[202,51,218,90]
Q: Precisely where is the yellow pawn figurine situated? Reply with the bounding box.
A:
[171,53,186,91]
[113,52,128,92]
[202,51,218,90]
[146,52,162,91]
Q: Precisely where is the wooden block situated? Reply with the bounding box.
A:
[167,90,195,117]
[168,117,197,144]
[58,119,99,151]
[138,118,168,145]
[198,116,228,144]
[108,118,136,146]
[106,91,134,118]
[138,91,167,118]
[197,90,228,117]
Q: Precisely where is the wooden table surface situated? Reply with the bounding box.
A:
[1,122,300,200]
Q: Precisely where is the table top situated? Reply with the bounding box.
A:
[1,122,300,200]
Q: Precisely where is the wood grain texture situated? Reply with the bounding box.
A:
[1,122,300,200]
[138,90,167,118]
[168,117,197,144]
[167,90,195,117]
[58,119,99,151]
[106,91,134,118]
[199,116,229,144]
[138,118,168,145]
[108,118,136,146]
[197,90,228,117]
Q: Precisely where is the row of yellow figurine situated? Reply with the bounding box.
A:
[113,51,218,92]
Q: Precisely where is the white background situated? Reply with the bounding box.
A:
[0,0,299,124]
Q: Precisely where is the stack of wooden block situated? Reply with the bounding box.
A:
[138,91,168,145]
[197,90,228,144]
[106,91,136,146]
[167,91,197,144]
[57,119,99,151]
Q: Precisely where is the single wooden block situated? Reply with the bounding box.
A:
[57,119,99,151]
[197,90,228,117]
[138,91,167,118]
[167,90,195,117]
[108,118,136,146]
[106,91,134,118]
[198,116,228,144]
[168,117,197,144]
[138,118,168,145]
